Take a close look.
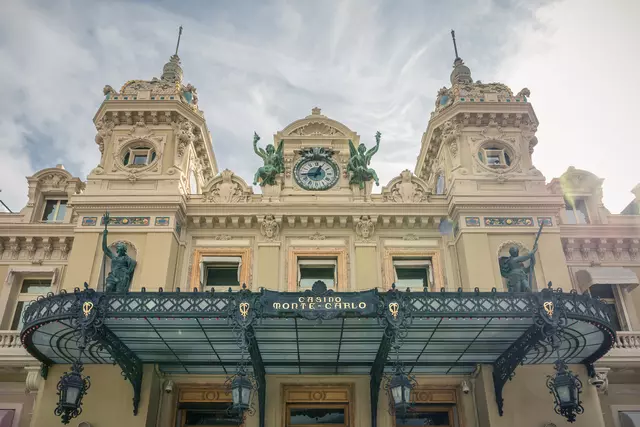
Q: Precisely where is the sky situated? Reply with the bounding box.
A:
[0,0,638,213]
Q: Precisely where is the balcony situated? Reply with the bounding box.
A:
[0,330,37,367]
[598,331,640,368]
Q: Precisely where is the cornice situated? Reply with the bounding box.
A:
[560,224,640,239]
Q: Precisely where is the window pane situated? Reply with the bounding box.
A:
[123,152,130,165]
[11,301,26,330]
[289,407,345,425]
[590,284,615,299]
[183,408,241,426]
[436,175,445,195]
[206,264,239,287]
[396,409,450,426]
[620,411,640,427]
[21,279,52,293]
[396,267,428,289]
[133,154,148,165]
[300,267,335,289]
[0,410,15,427]
[504,151,511,166]
[575,199,590,224]
[55,200,67,221]
[487,155,501,165]
[42,200,57,221]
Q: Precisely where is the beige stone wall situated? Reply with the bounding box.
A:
[0,382,34,427]
[476,364,605,427]
[599,383,640,427]
[31,364,159,427]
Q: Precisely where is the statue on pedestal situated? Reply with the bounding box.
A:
[347,132,381,189]
[499,223,544,292]
[101,212,136,293]
[252,132,284,186]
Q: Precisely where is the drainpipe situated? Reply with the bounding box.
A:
[469,364,481,427]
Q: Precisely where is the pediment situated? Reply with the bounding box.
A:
[279,109,355,139]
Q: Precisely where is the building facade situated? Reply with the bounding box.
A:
[0,48,639,427]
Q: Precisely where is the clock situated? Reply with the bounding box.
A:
[294,158,339,190]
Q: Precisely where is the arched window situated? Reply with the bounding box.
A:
[435,174,445,195]
[189,170,198,194]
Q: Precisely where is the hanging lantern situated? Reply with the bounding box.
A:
[389,364,414,414]
[54,360,90,425]
[230,365,254,413]
[546,359,583,423]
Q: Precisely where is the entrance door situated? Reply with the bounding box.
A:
[282,384,353,427]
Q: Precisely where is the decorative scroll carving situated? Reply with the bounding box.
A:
[95,118,115,155]
[381,170,429,203]
[289,121,345,137]
[202,169,252,203]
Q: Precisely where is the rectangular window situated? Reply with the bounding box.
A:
[133,154,149,165]
[200,257,241,288]
[298,259,337,289]
[11,278,53,330]
[395,406,454,427]
[393,259,433,290]
[565,198,590,224]
[41,199,67,222]
[587,284,623,331]
[287,404,348,427]
[619,411,640,426]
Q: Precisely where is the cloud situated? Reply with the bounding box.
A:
[0,0,636,213]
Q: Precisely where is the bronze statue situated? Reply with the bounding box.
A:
[499,223,544,292]
[252,132,284,186]
[347,131,381,189]
[101,212,136,293]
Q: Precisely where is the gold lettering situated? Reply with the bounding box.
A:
[300,303,307,309]
[328,297,334,303]
[358,302,367,309]
[307,297,314,303]
[334,302,342,309]
[282,303,290,309]
[299,297,305,303]
[273,303,281,309]
[309,303,316,309]
[292,303,298,310]
[316,297,322,303]
[335,297,342,303]
[324,303,332,309]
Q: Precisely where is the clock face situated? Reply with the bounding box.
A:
[294,158,339,190]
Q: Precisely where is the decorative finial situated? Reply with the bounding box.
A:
[175,25,183,56]
[451,29,460,60]
[311,107,321,115]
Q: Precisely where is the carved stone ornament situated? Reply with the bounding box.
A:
[289,121,345,137]
[440,120,462,158]
[260,215,280,240]
[95,118,115,155]
[202,169,253,203]
[173,119,195,160]
[309,232,326,241]
[9,238,20,260]
[354,216,375,240]
[38,172,68,189]
[381,170,430,203]
[112,128,165,175]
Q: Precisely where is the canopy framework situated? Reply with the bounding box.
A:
[20,283,615,427]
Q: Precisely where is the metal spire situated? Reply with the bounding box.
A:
[175,25,183,56]
[451,29,460,60]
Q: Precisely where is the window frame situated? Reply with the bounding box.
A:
[10,278,53,331]
[384,249,443,291]
[611,405,640,427]
[41,198,68,222]
[297,259,338,290]
[394,405,454,427]
[174,385,237,427]
[288,248,348,291]
[564,197,590,224]
[200,256,242,288]
[393,259,433,290]
[191,248,251,291]
[587,284,631,331]
[123,145,156,167]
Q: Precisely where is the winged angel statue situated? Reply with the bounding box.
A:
[347,131,381,189]
[252,132,284,186]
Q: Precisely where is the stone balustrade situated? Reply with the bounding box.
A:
[0,330,21,349]
[613,331,640,349]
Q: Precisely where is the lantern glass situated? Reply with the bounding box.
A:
[556,383,572,405]
[403,385,411,404]
[231,373,252,410]
[232,387,240,406]
[242,387,250,406]
[65,386,81,406]
[391,385,403,405]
